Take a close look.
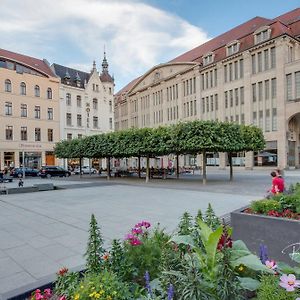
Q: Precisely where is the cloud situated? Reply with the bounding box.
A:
[0,0,210,91]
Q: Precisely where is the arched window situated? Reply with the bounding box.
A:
[5,79,11,92]
[35,85,40,97]
[47,88,52,99]
[20,82,26,95]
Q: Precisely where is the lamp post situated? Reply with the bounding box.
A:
[22,150,25,179]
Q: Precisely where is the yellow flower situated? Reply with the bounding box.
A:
[238,265,244,272]
[106,296,112,300]
[74,294,80,300]
[80,285,84,289]
[94,293,101,299]
[89,292,96,297]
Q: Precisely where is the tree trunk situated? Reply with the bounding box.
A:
[176,154,179,179]
[229,152,233,181]
[107,157,111,180]
[138,156,141,178]
[202,151,207,185]
[146,155,150,183]
[79,157,82,179]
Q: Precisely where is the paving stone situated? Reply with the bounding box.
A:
[38,243,78,261]
[0,257,24,279]
[5,245,42,263]
[0,230,26,250]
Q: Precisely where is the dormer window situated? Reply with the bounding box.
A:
[254,26,271,44]
[203,52,214,66]
[226,40,240,56]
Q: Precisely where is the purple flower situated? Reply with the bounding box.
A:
[167,284,174,300]
[142,221,151,228]
[279,274,300,292]
[265,260,277,270]
[259,244,268,264]
[125,233,134,240]
[144,271,152,297]
[130,237,142,246]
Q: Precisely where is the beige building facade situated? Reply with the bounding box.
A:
[52,54,114,169]
[115,8,300,169]
[0,49,60,170]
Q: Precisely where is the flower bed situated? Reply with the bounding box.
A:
[19,204,300,300]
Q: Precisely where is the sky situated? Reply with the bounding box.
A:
[0,0,299,92]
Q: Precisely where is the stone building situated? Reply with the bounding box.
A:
[0,48,60,169]
[52,53,114,169]
[114,8,300,169]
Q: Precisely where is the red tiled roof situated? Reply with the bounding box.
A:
[100,72,114,83]
[274,7,300,25]
[115,76,141,97]
[0,48,55,77]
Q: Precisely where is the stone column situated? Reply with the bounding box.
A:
[245,151,254,169]
[219,152,226,169]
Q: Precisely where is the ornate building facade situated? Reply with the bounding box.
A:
[0,48,60,169]
[114,8,300,169]
[52,53,114,168]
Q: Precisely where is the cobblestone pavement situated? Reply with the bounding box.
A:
[0,168,299,299]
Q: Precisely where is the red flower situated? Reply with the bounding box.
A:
[217,227,233,251]
[57,267,68,276]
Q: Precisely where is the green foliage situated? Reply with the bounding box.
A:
[256,275,300,300]
[177,212,193,235]
[250,199,281,214]
[54,270,80,298]
[71,270,133,300]
[54,121,265,161]
[84,214,105,274]
[204,203,221,230]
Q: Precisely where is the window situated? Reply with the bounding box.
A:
[239,87,244,105]
[78,134,83,139]
[227,41,239,56]
[229,63,233,81]
[203,53,214,65]
[47,108,53,120]
[241,113,245,125]
[5,79,11,92]
[257,52,262,72]
[93,98,98,110]
[77,95,81,107]
[6,126,13,140]
[255,28,271,44]
[259,110,263,129]
[253,111,257,126]
[109,117,113,129]
[109,87,112,94]
[66,93,71,106]
[264,49,269,70]
[20,82,26,95]
[215,94,218,110]
[77,114,82,127]
[21,126,27,141]
[93,116,98,128]
[272,108,277,131]
[239,59,244,78]
[270,47,276,68]
[35,85,40,97]
[251,55,256,74]
[5,102,12,115]
[66,113,72,126]
[265,109,270,132]
[67,133,72,141]
[48,129,53,142]
[109,100,112,112]
[286,74,292,101]
[252,84,256,102]
[21,104,27,117]
[230,90,233,107]
[234,61,238,80]
[258,82,263,101]
[265,80,270,100]
[271,78,277,98]
[47,88,52,99]
[35,106,41,119]
[224,65,228,83]
[235,88,239,106]
[295,72,300,99]
[35,128,41,141]
[225,91,228,108]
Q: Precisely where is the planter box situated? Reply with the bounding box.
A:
[231,207,300,264]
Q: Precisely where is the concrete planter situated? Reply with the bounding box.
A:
[231,207,300,264]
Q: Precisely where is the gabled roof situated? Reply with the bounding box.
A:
[52,63,90,89]
[0,48,55,77]
[274,7,300,25]
[100,71,114,83]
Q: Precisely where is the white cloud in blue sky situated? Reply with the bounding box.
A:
[0,0,210,91]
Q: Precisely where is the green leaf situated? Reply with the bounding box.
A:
[169,235,195,248]
[277,261,296,274]
[232,254,273,273]
[238,277,261,291]
[206,226,223,268]
[197,219,213,245]
[289,252,300,263]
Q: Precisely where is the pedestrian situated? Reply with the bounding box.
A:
[18,178,24,187]
[266,171,284,198]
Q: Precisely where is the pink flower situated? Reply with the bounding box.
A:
[59,296,66,300]
[132,227,143,235]
[142,221,151,228]
[265,260,277,270]
[279,274,300,291]
[35,293,44,300]
[125,233,134,240]
[130,237,142,246]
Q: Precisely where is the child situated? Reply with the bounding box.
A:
[18,178,24,187]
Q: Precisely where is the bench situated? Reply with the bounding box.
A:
[33,183,54,191]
